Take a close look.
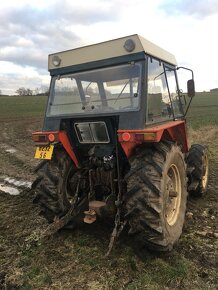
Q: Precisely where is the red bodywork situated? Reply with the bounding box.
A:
[32,131,79,168]
[118,120,188,158]
[32,120,188,167]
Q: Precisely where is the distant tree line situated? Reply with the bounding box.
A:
[16,87,33,96]
[210,88,218,92]
[15,86,49,96]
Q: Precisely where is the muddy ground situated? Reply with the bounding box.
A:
[0,117,217,289]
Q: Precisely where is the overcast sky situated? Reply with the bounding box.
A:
[0,0,217,94]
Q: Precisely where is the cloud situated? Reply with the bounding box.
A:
[0,61,50,94]
[159,0,218,18]
[0,0,217,94]
[0,0,119,70]
[0,0,121,94]
[1,1,118,28]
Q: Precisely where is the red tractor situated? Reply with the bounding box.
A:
[32,35,209,252]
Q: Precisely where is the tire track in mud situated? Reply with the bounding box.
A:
[0,136,39,181]
[0,175,32,195]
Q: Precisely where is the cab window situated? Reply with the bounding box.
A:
[147,58,173,123]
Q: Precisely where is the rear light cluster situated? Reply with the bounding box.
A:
[119,132,157,142]
[32,132,59,145]
[32,134,47,143]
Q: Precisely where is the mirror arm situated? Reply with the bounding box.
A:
[177,66,194,80]
[177,66,195,116]
[184,95,194,117]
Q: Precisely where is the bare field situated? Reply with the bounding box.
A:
[0,94,217,289]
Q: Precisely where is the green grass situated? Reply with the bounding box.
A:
[186,91,218,129]
[192,91,218,106]
[0,95,47,120]
[10,232,196,289]
[187,105,218,128]
[0,91,217,129]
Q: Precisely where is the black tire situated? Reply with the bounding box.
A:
[32,147,85,223]
[124,142,187,251]
[186,144,209,197]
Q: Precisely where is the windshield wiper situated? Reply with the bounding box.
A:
[154,68,173,81]
[114,80,129,105]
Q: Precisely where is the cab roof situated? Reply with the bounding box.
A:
[48,34,177,71]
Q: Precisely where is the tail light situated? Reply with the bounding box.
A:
[32,132,59,145]
[119,132,157,142]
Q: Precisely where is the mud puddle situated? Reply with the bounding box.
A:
[0,144,17,154]
[0,184,20,195]
[3,176,32,188]
[0,176,32,195]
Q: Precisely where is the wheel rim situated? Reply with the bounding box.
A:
[165,164,182,226]
[202,154,209,189]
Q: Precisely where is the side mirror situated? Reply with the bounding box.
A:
[187,79,195,97]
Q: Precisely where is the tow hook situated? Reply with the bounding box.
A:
[84,200,106,224]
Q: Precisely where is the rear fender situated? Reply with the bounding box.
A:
[32,131,79,168]
[118,120,188,158]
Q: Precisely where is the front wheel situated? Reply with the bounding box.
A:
[124,143,187,251]
[186,144,209,197]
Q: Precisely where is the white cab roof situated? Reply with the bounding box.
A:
[48,34,177,70]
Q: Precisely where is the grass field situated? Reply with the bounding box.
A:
[0,92,217,289]
[0,91,217,127]
[186,91,218,129]
[0,95,47,120]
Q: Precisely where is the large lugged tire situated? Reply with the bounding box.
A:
[124,142,187,251]
[32,147,83,223]
[186,144,209,197]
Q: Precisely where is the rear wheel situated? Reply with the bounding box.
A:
[32,147,86,223]
[124,143,187,251]
[186,144,209,197]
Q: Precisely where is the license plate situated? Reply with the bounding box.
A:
[34,145,54,160]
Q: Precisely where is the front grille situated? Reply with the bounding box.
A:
[75,122,110,143]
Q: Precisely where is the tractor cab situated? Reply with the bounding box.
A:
[44,34,194,132]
